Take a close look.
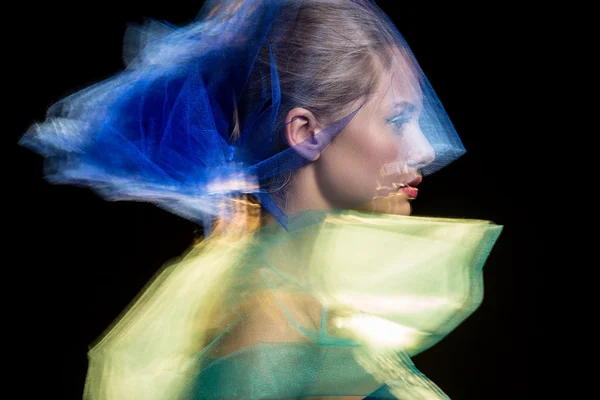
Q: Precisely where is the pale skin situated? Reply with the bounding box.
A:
[210,52,434,399]
[274,50,433,219]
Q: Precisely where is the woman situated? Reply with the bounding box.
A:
[21,0,502,399]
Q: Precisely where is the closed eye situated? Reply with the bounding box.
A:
[388,113,412,132]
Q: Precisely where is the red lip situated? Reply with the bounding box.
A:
[407,176,422,187]
[399,186,418,198]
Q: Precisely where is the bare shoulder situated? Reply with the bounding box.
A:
[206,292,366,400]
[208,290,316,358]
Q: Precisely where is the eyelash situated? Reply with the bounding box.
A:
[388,114,412,131]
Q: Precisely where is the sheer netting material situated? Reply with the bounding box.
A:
[20,0,465,231]
[18,1,500,399]
[83,210,501,399]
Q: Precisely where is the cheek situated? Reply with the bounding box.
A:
[317,123,400,206]
[360,129,399,183]
[357,118,401,170]
[371,126,401,165]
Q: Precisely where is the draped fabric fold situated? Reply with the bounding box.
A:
[83,210,501,399]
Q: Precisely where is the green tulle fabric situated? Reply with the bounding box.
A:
[83,210,502,399]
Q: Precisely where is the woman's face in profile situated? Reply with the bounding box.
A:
[316,52,435,216]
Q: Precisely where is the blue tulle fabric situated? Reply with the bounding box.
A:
[18,4,501,399]
[20,0,465,231]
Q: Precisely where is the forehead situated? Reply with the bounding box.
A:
[372,51,423,109]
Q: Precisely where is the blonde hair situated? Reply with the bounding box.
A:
[220,0,401,234]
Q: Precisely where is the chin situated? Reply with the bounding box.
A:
[354,192,412,216]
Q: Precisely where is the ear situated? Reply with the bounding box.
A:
[284,108,324,161]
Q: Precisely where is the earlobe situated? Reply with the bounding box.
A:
[284,108,322,161]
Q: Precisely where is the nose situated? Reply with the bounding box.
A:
[403,124,435,170]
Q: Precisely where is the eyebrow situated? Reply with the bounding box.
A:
[390,101,417,113]
[377,78,422,114]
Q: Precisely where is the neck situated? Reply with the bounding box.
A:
[281,165,332,215]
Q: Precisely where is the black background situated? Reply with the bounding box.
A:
[12,1,534,399]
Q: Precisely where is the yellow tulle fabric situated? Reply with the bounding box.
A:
[83,210,502,400]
